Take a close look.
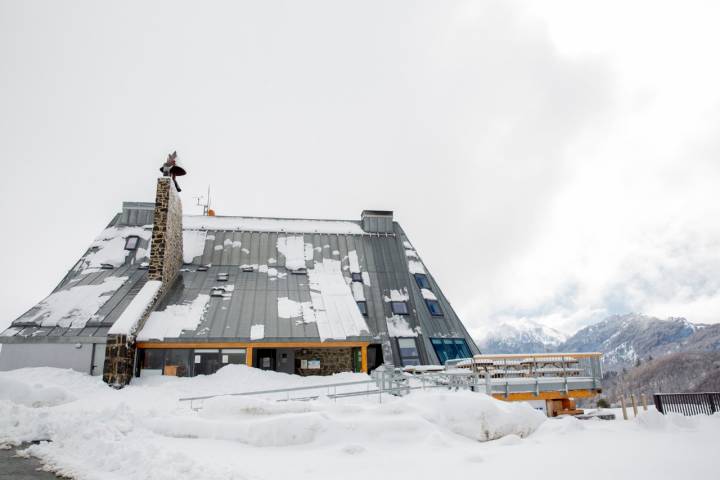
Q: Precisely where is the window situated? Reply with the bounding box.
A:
[431,338,472,364]
[356,301,368,316]
[351,272,363,282]
[391,301,409,315]
[124,235,140,250]
[425,299,443,316]
[414,274,430,290]
[397,338,420,366]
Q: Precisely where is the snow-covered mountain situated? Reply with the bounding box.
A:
[559,313,706,370]
[476,318,568,354]
[477,313,720,371]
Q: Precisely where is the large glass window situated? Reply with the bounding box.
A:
[164,349,192,377]
[222,349,247,366]
[431,338,472,364]
[142,349,164,369]
[425,299,443,316]
[397,338,420,366]
[414,274,430,290]
[391,301,409,315]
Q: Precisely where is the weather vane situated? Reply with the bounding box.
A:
[159,151,187,192]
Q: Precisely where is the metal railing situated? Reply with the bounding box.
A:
[653,392,720,416]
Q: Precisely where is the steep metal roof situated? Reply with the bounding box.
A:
[1,203,480,365]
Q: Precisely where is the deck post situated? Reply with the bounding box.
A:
[631,394,638,417]
[641,393,648,411]
[620,397,628,420]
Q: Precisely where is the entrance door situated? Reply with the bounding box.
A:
[276,349,295,374]
[255,349,276,371]
[194,349,221,375]
[91,343,106,376]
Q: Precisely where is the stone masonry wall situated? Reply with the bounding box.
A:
[295,348,355,376]
[148,177,183,282]
[103,177,184,387]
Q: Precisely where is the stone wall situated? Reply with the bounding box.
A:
[295,348,355,376]
[103,177,184,388]
[103,334,135,387]
[148,177,183,283]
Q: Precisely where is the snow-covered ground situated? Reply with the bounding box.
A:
[1,366,718,480]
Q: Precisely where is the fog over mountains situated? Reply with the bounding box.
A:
[477,313,720,371]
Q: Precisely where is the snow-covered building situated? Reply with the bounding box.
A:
[0,176,479,386]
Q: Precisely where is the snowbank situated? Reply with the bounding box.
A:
[1,366,719,480]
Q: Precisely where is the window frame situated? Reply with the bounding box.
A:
[391,301,409,315]
[356,300,368,316]
[351,272,363,283]
[414,273,431,290]
[425,299,443,316]
[430,338,472,365]
[124,235,140,251]
[397,337,421,366]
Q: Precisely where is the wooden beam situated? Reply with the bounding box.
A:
[361,345,368,373]
[137,341,371,349]
[492,389,600,402]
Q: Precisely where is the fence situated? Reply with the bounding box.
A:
[653,392,720,416]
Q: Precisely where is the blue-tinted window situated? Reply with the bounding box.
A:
[356,301,368,316]
[425,299,443,316]
[351,272,363,282]
[391,301,409,315]
[431,338,472,364]
[414,274,430,290]
[397,338,420,366]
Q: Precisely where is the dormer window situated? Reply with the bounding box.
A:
[351,272,363,282]
[124,235,140,251]
[391,301,409,315]
[356,301,368,316]
[414,274,430,290]
[425,299,443,316]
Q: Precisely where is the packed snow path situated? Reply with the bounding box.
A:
[1,366,719,480]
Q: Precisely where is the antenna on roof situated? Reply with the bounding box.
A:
[194,186,214,216]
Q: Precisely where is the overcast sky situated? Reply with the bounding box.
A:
[1,0,719,338]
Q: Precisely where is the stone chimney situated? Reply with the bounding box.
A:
[148,177,184,282]
[103,177,184,387]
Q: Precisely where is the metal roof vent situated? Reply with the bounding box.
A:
[210,287,226,297]
[138,262,149,270]
[242,266,254,272]
[100,263,115,270]
[197,265,209,272]
[216,273,229,281]
[291,267,307,275]
[361,210,394,233]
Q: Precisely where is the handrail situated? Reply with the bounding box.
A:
[473,352,603,359]
[178,379,376,402]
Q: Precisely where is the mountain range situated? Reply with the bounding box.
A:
[477,313,720,371]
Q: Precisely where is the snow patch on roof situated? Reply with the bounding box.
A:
[348,251,361,273]
[307,259,370,341]
[183,216,364,234]
[384,289,410,302]
[25,276,129,328]
[83,227,150,269]
[137,294,210,341]
[421,289,437,301]
[250,324,265,340]
[108,281,162,335]
[183,230,207,264]
[407,260,426,275]
[387,316,419,337]
[277,236,307,271]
